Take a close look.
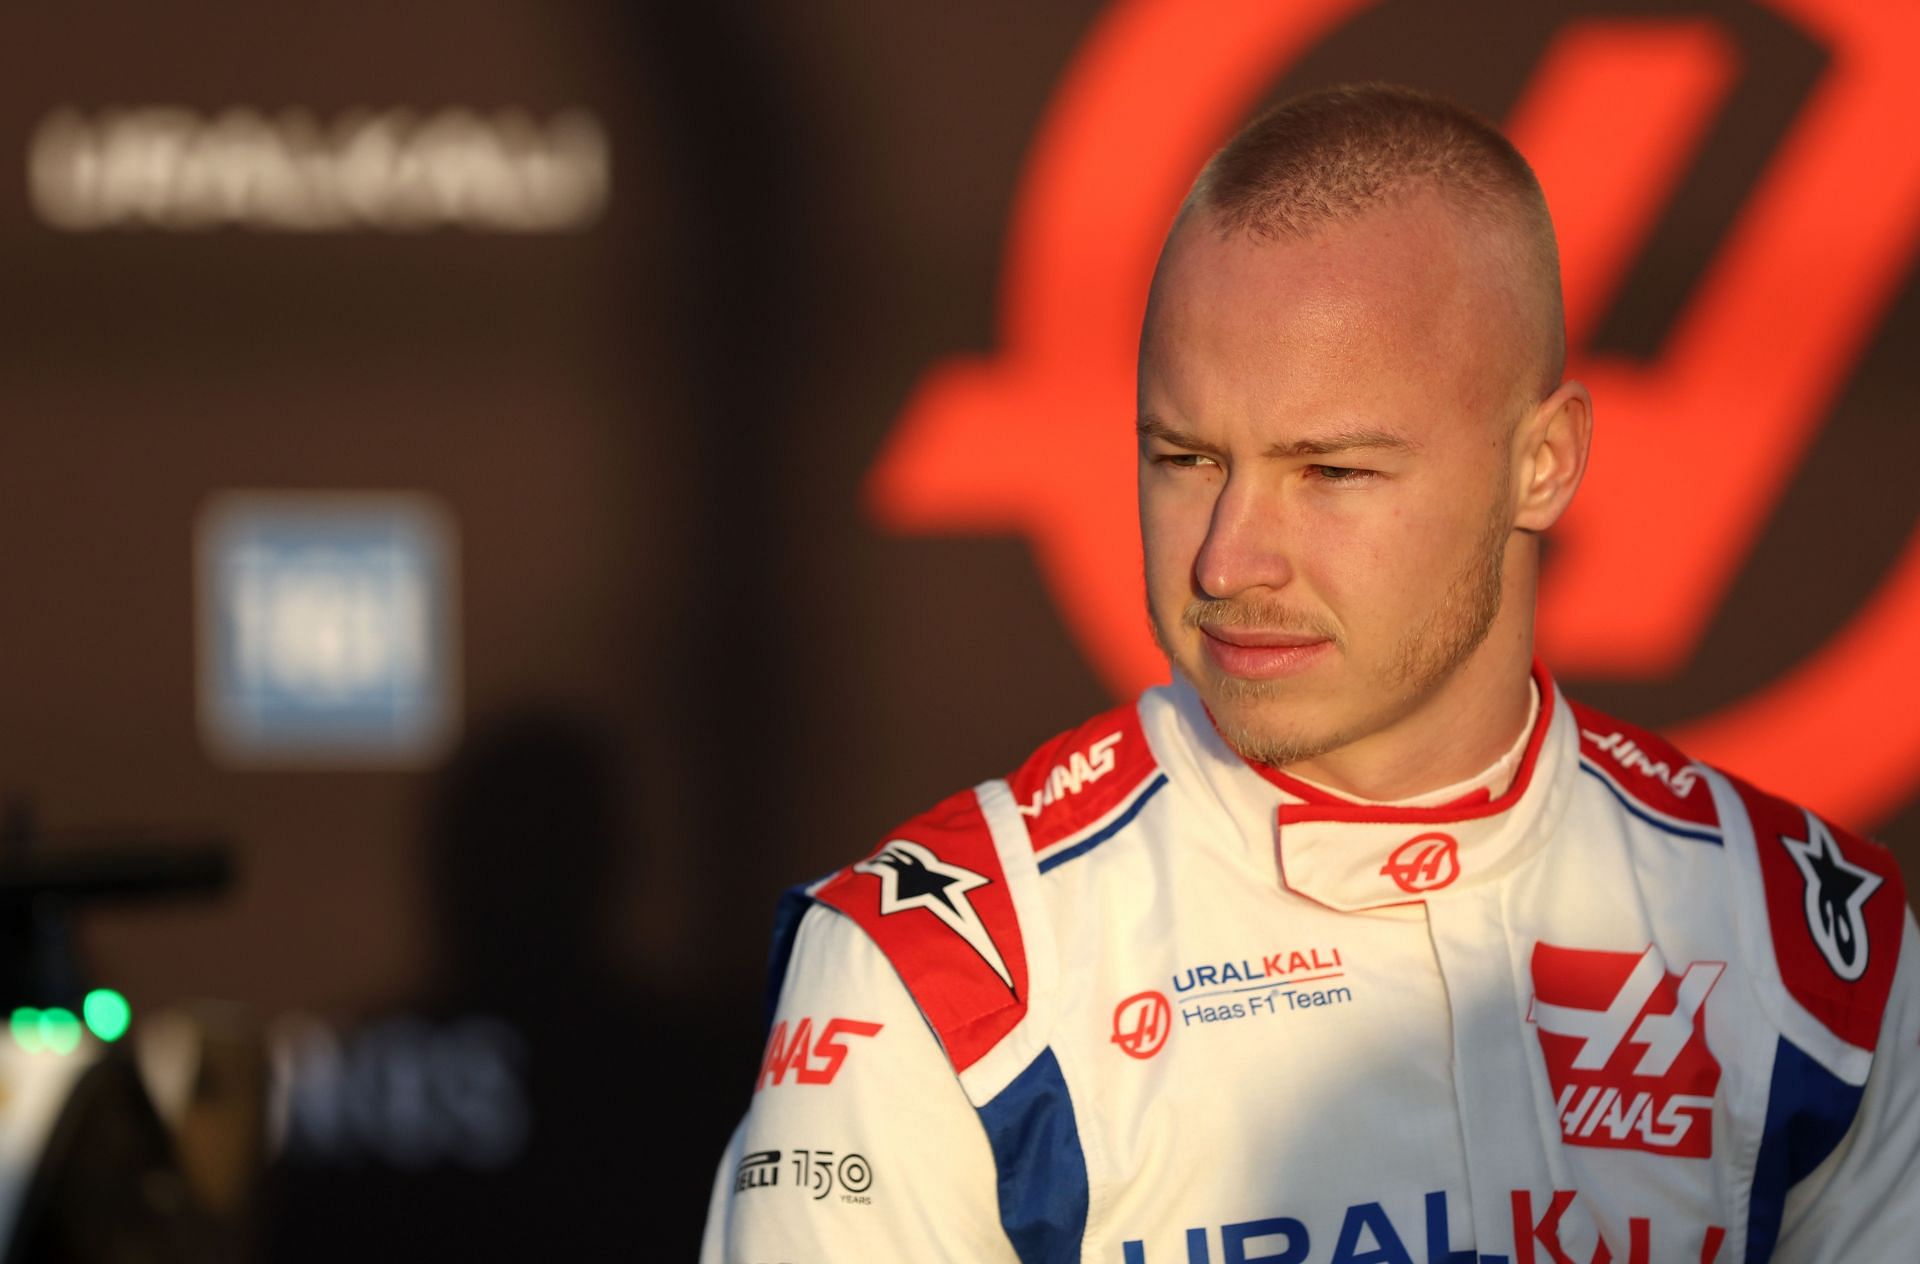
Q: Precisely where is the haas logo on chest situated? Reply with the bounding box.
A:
[1111,991,1172,1060]
[1528,943,1724,1158]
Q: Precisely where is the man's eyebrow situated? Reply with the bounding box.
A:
[1137,415,1420,459]
[1136,415,1225,457]
[1268,429,1421,458]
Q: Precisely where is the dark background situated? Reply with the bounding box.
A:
[0,1,1913,1256]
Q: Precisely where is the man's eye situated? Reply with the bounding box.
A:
[1158,452,1218,469]
[1309,464,1373,482]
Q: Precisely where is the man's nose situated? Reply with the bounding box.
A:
[1193,477,1293,598]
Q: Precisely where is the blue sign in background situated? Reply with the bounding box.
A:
[199,494,457,762]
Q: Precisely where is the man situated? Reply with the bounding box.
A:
[702,84,1919,1263]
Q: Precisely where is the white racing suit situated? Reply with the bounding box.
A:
[702,665,1920,1262]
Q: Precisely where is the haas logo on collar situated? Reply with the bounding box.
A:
[856,840,1015,990]
[1017,730,1124,818]
[1381,833,1461,894]
[1529,943,1724,1158]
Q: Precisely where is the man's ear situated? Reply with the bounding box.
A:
[1512,380,1592,533]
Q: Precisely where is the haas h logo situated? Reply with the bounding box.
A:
[1529,943,1724,1158]
[867,0,1920,831]
[1380,833,1461,894]
[1111,990,1172,1059]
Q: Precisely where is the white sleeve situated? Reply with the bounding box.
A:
[699,903,1017,1264]
[1771,906,1920,1260]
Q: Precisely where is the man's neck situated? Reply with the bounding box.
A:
[1275,634,1540,802]
[1281,679,1540,807]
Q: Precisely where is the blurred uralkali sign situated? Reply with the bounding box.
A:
[28,107,607,232]
[197,493,458,766]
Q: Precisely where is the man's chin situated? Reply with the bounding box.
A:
[1213,710,1348,770]
[1184,672,1347,769]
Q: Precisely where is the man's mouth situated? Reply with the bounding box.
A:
[1198,626,1333,678]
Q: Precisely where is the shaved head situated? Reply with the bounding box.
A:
[1180,82,1564,401]
[1138,81,1594,796]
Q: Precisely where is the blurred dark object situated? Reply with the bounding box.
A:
[7,1054,213,1264]
[0,802,248,1263]
[0,843,230,900]
[255,708,758,1261]
[0,801,232,1016]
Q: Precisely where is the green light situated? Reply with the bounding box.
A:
[9,1008,42,1053]
[83,989,131,1043]
[10,1008,41,1052]
[38,1009,79,1055]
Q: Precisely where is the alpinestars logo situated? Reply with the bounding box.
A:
[1781,811,1883,982]
[1530,943,1724,1158]
[856,840,1015,990]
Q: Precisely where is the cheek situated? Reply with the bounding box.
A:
[1139,478,1205,598]
[1412,504,1498,600]
[1298,497,1463,610]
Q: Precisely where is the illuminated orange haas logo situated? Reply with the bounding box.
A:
[866,0,1920,828]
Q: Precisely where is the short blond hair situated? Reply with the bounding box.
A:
[1187,83,1564,391]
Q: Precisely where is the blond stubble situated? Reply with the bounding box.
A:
[1161,479,1515,769]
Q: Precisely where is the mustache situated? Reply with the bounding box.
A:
[1182,598,1340,643]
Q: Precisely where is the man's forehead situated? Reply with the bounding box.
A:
[1146,219,1472,393]
[1143,192,1541,420]
[1155,193,1486,316]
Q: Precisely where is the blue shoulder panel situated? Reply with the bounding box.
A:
[977,1048,1090,1264]
[1746,1036,1865,1262]
[761,882,820,1035]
